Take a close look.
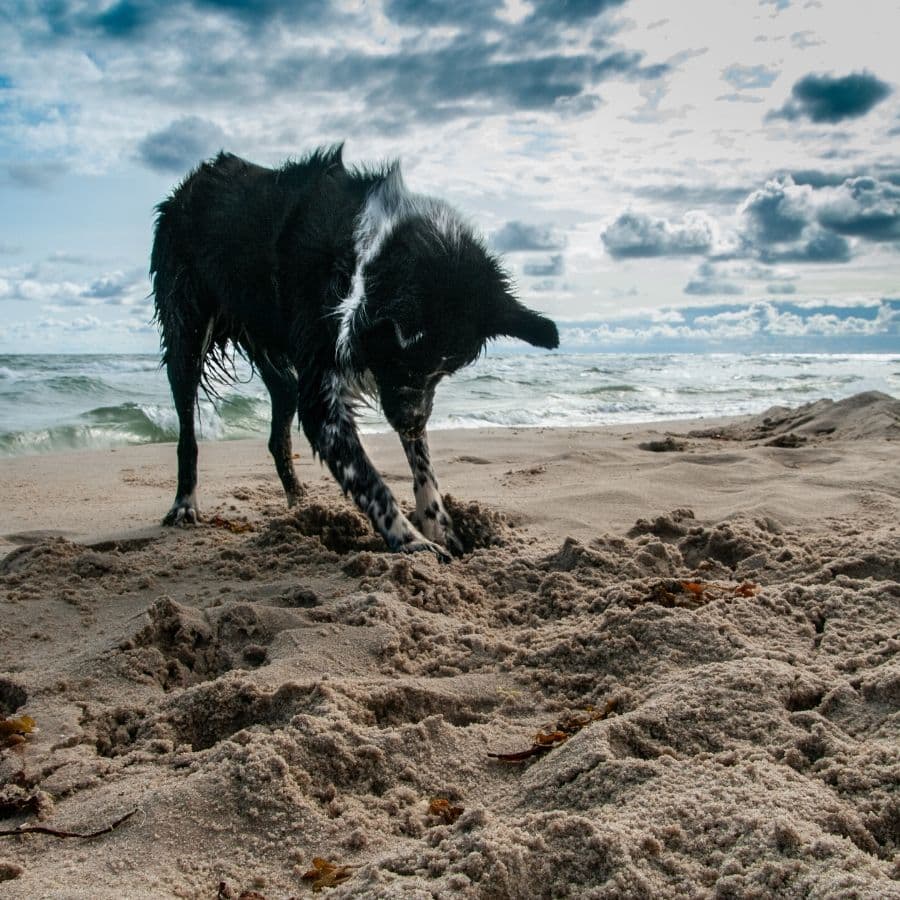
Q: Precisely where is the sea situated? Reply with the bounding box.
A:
[0,352,898,457]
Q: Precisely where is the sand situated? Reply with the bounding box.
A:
[0,391,898,899]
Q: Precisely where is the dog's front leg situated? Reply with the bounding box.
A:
[401,434,464,557]
[302,380,451,562]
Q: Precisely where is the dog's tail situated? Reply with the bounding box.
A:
[151,197,202,366]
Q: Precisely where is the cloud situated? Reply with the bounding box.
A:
[722,64,779,90]
[758,229,851,263]
[769,71,892,123]
[816,177,900,242]
[786,169,853,188]
[790,31,824,50]
[91,1,150,37]
[0,268,148,307]
[601,211,715,258]
[684,262,743,296]
[81,269,146,302]
[630,183,750,206]
[740,177,811,244]
[383,0,499,28]
[736,176,852,262]
[80,0,336,36]
[136,116,226,173]
[529,0,627,24]
[30,0,659,142]
[6,161,68,189]
[555,299,899,350]
[491,221,567,252]
[522,254,564,277]
[766,282,797,294]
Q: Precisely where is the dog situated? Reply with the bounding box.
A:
[151,145,559,561]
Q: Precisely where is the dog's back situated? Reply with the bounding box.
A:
[151,147,351,357]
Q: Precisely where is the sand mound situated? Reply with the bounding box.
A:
[1,398,898,896]
[692,390,900,443]
[3,500,898,897]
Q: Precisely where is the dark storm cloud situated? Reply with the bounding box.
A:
[491,222,567,252]
[769,71,892,123]
[522,254,564,277]
[136,116,226,173]
[817,177,900,242]
[602,211,713,258]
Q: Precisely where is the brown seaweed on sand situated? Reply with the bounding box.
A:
[488,700,620,763]
[301,857,354,892]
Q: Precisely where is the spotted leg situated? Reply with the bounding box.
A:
[301,375,451,562]
[401,434,463,557]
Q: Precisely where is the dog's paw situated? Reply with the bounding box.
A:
[443,527,465,558]
[421,513,464,557]
[162,499,200,526]
[399,538,452,564]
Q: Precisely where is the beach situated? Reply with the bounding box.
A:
[1,391,898,897]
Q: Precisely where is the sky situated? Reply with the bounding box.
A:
[0,0,898,354]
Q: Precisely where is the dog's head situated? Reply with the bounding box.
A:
[347,186,558,439]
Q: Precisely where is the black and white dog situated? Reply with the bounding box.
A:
[151,145,558,561]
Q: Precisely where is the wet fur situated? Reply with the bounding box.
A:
[151,145,559,560]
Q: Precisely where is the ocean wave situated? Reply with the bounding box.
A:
[0,423,160,455]
[579,384,640,395]
[1,352,897,456]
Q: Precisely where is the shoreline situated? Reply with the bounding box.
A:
[1,392,898,897]
[2,394,897,554]
[0,405,874,553]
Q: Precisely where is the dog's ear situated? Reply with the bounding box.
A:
[490,295,559,350]
[359,300,426,362]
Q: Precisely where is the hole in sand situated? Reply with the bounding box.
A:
[364,685,497,728]
[0,678,27,715]
[784,687,825,712]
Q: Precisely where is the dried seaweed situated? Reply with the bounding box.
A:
[207,515,254,534]
[0,715,36,746]
[301,857,354,892]
[428,797,464,825]
[0,808,137,839]
[488,700,620,763]
[637,580,758,609]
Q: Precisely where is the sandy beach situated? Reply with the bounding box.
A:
[0,391,898,898]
